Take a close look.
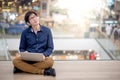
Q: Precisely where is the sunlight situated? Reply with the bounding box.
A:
[56,0,104,23]
[57,0,103,11]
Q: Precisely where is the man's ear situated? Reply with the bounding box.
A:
[27,22,30,26]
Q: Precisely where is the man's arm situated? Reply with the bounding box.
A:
[19,31,27,52]
[43,29,54,57]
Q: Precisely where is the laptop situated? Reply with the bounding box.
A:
[20,52,45,61]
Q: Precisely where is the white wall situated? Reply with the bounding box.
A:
[6,38,100,51]
[5,38,110,59]
[6,39,20,51]
[54,39,101,50]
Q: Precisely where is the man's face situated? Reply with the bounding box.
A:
[28,13,39,26]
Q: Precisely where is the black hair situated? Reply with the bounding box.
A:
[24,11,38,23]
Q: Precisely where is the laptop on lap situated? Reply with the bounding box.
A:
[20,52,45,61]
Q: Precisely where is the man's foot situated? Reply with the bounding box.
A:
[44,68,56,77]
[13,67,23,73]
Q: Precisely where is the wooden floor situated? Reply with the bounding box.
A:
[1,60,120,80]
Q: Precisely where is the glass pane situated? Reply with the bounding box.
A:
[0,0,120,61]
[0,36,11,61]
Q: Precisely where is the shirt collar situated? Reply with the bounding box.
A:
[28,25,43,32]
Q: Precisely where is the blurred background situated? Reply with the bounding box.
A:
[0,0,120,61]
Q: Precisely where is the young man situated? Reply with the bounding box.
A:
[13,11,56,76]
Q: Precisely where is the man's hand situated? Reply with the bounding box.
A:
[15,53,21,58]
[12,53,21,60]
[43,55,45,60]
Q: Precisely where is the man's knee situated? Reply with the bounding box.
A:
[13,57,22,65]
[45,57,54,66]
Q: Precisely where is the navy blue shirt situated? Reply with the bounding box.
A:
[19,25,54,57]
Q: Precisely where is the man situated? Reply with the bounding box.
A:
[13,11,56,77]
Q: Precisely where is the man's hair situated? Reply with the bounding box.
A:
[24,11,38,23]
